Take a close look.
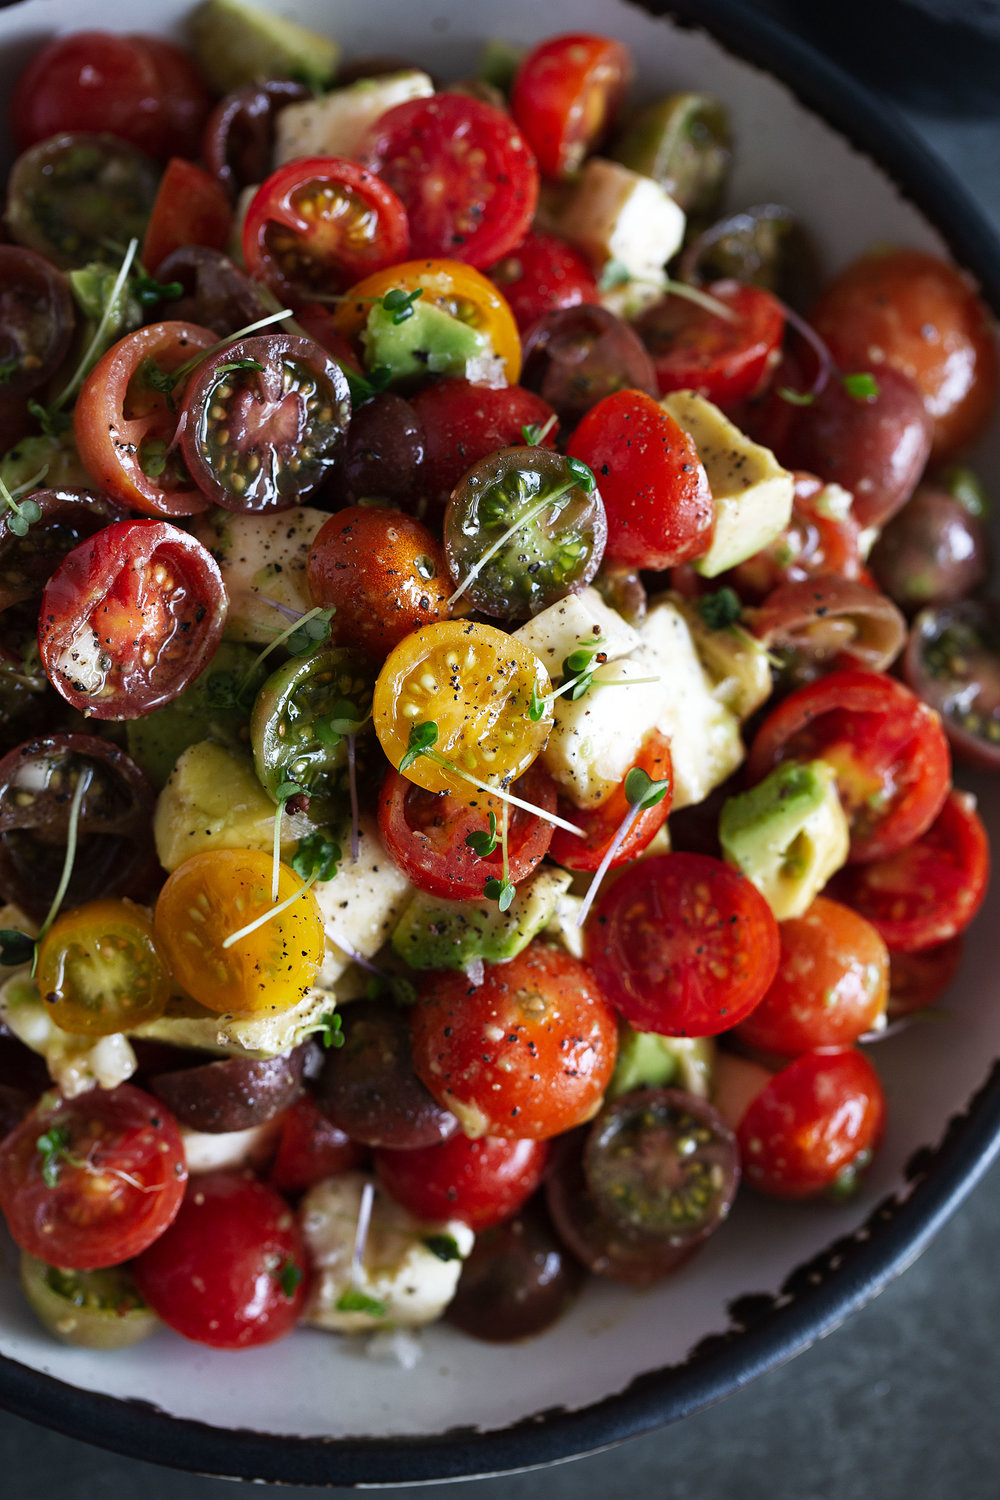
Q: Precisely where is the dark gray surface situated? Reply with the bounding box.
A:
[4,4,1000,1496]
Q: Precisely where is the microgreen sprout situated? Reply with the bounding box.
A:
[315,697,370,862]
[292,829,342,884]
[241,605,336,692]
[336,1288,387,1316]
[422,1233,462,1262]
[271,1258,304,1298]
[576,765,671,928]
[465,811,499,858]
[380,286,423,323]
[697,587,743,632]
[341,363,392,403]
[272,778,306,902]
[132,268,183,308]
[142,305,295,407]
[0,929,36,967]
[841,371,880,401]
[521,413,558,447]
[221,868,321,951]
[36,1126,72,1188]
[482,802,514,910]
[0,476,41,538]
[310,1010,345,1049]
[26,399,71,440]
[47,238,139,415]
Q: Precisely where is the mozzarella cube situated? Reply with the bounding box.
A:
[192,507,330,644]
[274,72,435,165]
[541,651,670,809]
[512,587,639,680]
[312,814,413,987]
[549,158,685,284]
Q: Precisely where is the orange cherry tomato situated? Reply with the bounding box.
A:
[35,898,171,1037]
[306,504,450,658]
[331,258,522,383]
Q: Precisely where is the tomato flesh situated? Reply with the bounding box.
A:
[512,33,633,179]
[636,280,785,404]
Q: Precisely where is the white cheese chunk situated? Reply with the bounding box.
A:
[300,1172,473,1332]
[0,971,137,1098]
[512,588,639,679]
[548,158,685,284]
[313,814,413,987]
[191,507,330,644]
[541,651,670,809]
[274,71,435,165]
[181,1118,283,1175]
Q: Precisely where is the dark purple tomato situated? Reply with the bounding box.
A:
[201,78,311,200]
[148,1046,309,1134]
[520,304,657,429]
[678,202,821,310]
[321,392,425,510]
[869,473,991,613]
[904,599,1000,770]
[446,1200,583,1342]
[151,246,272,337]
[0,490,129,614]
[0,246,75,396]
[750,574,907,682]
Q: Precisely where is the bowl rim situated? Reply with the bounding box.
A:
[3,0,1000,1485]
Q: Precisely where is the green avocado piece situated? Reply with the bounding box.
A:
[391,867,572,971]
[362,298,489,384]
[611,93,731,219]
[477,38,524,95]
[188,0,339,94]
[125,642,264,789]
[719,758,850,920]
[609,1024,715,1099]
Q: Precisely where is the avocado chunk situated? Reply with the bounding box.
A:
[391,867,572,971]
[719,759,850,921]
[362,298,490,385]
[126,643,264,789]
[132,986,337,1059]
[188,0,339,94]
[477,38,524,95]
[609,1024,715,1099]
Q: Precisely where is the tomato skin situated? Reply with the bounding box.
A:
[486,232,601,336]
[378,765,555,901]
[133,1170,307,1349]
[747,669,952,865]
[549,730,673,872]
[11,31,211,162]
[828,789,989,954]
[38,519,227,721]
[410,944,619,1140]
[737,1050,885,1200]
[588,853,781,1037]
[734,896,889,1056]
[408,379,557,516]
[811,248,999,459]
[0,1084,187,1270]
[636,280,785,405]
[307,505,450,659]
[374,1134,549,1232]
[35,897,172,1038]
[888,937,963,1020]
[512,33,633,180]
[141,158,232,272]
[74,320,219,519]
[269,1095,367,1197]
[566,388,714,569]
[362,94,538,267]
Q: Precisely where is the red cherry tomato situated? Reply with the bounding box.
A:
[636,280,785,404]
[133,1170,308,1349]
[10,31,211,162]
[408,379,557,517]
[269,1094,366,1197]
[242,157,410,303]
[888,937,963,1020]
[746,669,951,864]
[588,852,781,1037]
[74,320,219,518]
[374,1134,549,1232]
[140,158,232,272]
[378,764,555,901]
[306,505,450,658]
[362,94,538,267]
[725,471,865,603]
[566,388,714,569]
[734,896,889,1056]
[549,729,672,872]
[828,789,989,953]
[410,943,619,1140]
[511,33,633,180]
[737,1049,885,1200]
[0,1084,187,1270]
[486,231,601,335]
[811,248,1000,460]
[38,519,227,720]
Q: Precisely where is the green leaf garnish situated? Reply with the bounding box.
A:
[380,287,423,323]
[483,876,515,911]
[272,1258,304,1298]
[527,681,547,722]
[565,456,596,494]
[423,1234,462,1263]
[292,830,342,883]
[623,766,671,811]
[286,607,335,657]
[132,269,183,308]
[842,371,880,401]
[36,1126,71,1189]
[697,587,742,631]
[0,357,20,384]
[0,477,42,538]
[398,719,439,773]
[336,1288,387,1317]
[465,811,498,857]
[941,464,989,519]
[342,363,392,403]
[214,359,266,377]
[26,399,72,439]
[0,929,35,967]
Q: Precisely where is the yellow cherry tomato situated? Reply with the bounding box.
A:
[373,619,552,799]
[35,899,171,1038]
[332,258,522,383]
[153,849,324,1018]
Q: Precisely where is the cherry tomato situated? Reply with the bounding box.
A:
[588,852,780,1037]
[269,1094,366,1197]
[888,937,963,1020]
[446,1201,583,1341]
[362,94,538,267]
[737,1049,885,1200]
[178,334,352,513]
[202,79,311,200]
[511,33,633,180]
[521,305,657,429]
[746,669,951,864]
[378,764,555,901]
[903,599,1000,771]
[372,620,552,800]
[408,379,557,516]
[151,245,272,335]
[410,943,619,1139]
[829,789,989,954]
[307,505,450,658]
[636,281,785,404]
[374,1133,548,1232]
[0,734,158,924]
[0,246,75,398]
[486,231,601,335]
[35,898,171,1038]
[870,476,991,614]
[549,729,672,872]
[332,259,522,384]
[811,248,999,459]
[242,157,410,303]
[323,391,424,510]
[133,1170,307,1349]
[74,320,218,518]
[567,388,714,569]
[140,158,232,273]
[0,488,129,615]
[749,574,907,683]
[734,896,889,1056]
[726,472,865,603]
[153,849,325,1018]
[10,31,211,162]
[0,1084,187,1270]
[38,519,227,721]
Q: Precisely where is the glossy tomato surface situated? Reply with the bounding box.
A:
[374,1133,549,1231]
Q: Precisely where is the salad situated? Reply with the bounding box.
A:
[0,0,994,1357]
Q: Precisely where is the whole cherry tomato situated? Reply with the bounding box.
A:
[269,1095,367,1197]
[511,33,633,179]
[636,280,785,405]
[486,231,601,335]
[374,1133,549,1231]
[408,379,557,516]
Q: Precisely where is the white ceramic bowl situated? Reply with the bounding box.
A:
[1,0,999,1484]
